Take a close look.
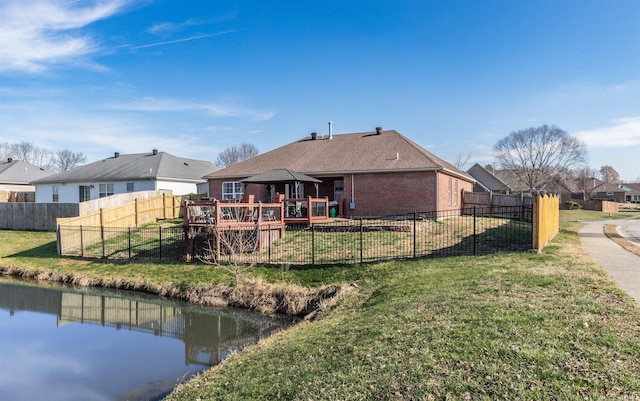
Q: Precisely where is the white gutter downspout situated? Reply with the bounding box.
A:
[351,174,355,208]
[435,171,439,211]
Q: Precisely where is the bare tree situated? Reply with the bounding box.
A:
[493,125,587,191]
[215,143,259,168]
[54,149,87,172]
[196,224,256,286]
[599,165,620,184]
[0,142,11,161]
[9,141,55,170]
[454,151,472,170]
[573,167,600,200]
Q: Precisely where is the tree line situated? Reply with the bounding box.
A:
[1,141,86,173]
[452,124,630,195]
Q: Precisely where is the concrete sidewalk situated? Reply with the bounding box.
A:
[579,219,640,306]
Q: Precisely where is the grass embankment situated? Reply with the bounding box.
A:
[164,219,640,400]
[1,210,639,399]
[0,229,356,316]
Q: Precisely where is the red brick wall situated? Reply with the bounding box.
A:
[208,171,473,216]
[437,172,473,212]
[342,171,438,216]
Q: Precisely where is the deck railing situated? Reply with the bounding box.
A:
[184,200,284,228]
[185,197,329,228]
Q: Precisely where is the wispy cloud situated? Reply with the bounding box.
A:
[0,0,133,73]
[147,12,237,35]
[574,117,640,149]
[108,97,275,120]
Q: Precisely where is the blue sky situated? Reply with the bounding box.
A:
[1,0,639,181]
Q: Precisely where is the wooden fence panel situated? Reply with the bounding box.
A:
[0,203,79,231]
[532,193,559,252]
[57,194,185,255]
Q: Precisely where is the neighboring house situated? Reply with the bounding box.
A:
[466,163,511,193]
[0,158,55,202]
[622,183,640,203]
[204,128,474,217]
[550,176,605,203]
[591,182,629,203]
[32,150,217,203]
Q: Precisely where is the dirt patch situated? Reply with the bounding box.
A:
[0,265,351,319]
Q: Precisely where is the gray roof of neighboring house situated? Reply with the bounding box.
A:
[466,163,511,192]
[32,151,217,184]
[205,129,474,182]
[492,169,535,193]
[622,183,640,195]
[0,159,55,184]
[594,182,629,193]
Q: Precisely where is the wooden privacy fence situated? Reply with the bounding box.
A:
[532,193,559,252]
[0,191,35,202]
[0,202,79,231]
[57,194,184,255]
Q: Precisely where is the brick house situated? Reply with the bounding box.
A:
[592,182,632,203]
[204,128,474,217]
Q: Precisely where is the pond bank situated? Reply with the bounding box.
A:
[0,265,351,319]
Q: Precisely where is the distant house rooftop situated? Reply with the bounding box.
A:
[33,150,217,184]
[0,158,54,185]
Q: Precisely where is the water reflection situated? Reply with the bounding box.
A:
[0,279,291,401]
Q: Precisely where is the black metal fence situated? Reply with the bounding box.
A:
[58,205,532,265]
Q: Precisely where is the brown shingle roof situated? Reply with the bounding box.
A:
[205,129,472,181]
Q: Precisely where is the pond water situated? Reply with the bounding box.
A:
[0,278,292,401]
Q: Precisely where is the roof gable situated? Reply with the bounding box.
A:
[466,163,511,192]
[206,129,472,181]
[0,160,55,184]
[32,151,217,184]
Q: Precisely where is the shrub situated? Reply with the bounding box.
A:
[565,201,581,210]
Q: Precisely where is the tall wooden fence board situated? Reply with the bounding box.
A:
[532,193,559,252]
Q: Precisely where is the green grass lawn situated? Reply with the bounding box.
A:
[1,209,639,400]
[560,209,638,222]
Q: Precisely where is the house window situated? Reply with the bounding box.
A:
[52,186,59,203]
[79,185,91,202]
[448,178,452,206]
[334,180,344,201]
[99,183,114,198]
[454,180,458,206]
[127,183,134,192]
[222,181,244,200]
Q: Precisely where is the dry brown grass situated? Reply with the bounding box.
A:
[0,264,349,318]
[604,224,640,257]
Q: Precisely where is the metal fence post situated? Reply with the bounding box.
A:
[413,211,417,258]
[359,218,363,264]
[101,225,105,258]
[80,225,84,258]
[473,206,477,256]
[159,227,162,260]
[128,226,131,260]
[268,224,271,263]
[312,223,315,265]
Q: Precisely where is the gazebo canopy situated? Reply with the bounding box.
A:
[241,168,322,184]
